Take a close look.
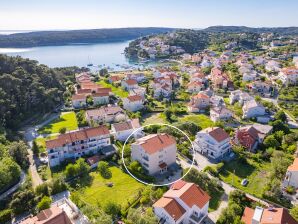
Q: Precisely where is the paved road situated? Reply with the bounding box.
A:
[20,112,60,188]
[0,171,26,200]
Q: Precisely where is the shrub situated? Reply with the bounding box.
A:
[286,186,295,195]
[0,209,12,224]
[37,196,52,212]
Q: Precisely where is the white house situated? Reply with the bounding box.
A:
[85,106,126,125]
[194,127,231,161]
[129,86,146,99]
[278,67,298,85]
[111,119,143,142]
[229,90,253,105]
[242,71,258,82]
[123,95,144,112]
[265,60,280,72]
[283,158,298,189]
[153,180,210,224]
[131,133,177,175]
[121,79,138,90]
[187,81,204,93]
[242,100,266,119]
[210,106,233,122]
[127,73,147,83]
[188,93,210,112]
[92,92,109,105]
[46,126,111,167]
[72,94,87,108]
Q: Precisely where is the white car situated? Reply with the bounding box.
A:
[241,179,248,186]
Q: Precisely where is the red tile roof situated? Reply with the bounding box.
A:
[241,207,255,224]
[46,126,109,149]
[163,181,210,209]
[136,134,176,155]
[288,158,298,172]
[261,208,298,224]
[207,127,229,142]
[193,93,209,99]
[72,94,86,101]
[127,95,142,102]
[20,206,72,224]
[236,126,259,150]
[125,79,137,85]
[153,197,186,221]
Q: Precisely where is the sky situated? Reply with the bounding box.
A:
[0,0,297,30]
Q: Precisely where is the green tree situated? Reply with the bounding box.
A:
[59,127,67,134]
[290,205,298,221]
[97,161,112,179]
[127,207,158,224]
[263,135,280,148]
[8,141,29,169]
[10,189,36,215]
[103,201,121,218]
[32,140,39,155]
[50,177,67,195]
[37,196,52,211]
[274,111,287,122]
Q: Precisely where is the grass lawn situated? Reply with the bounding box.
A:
[73,166,144,207]
[35,135,58,153]
[179,114,214,129]
[38,112,78,134]
[142,112,166,125]
[97,80,129,98]
[219,157,271,197]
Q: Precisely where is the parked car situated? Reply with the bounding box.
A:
[241,179,248,186]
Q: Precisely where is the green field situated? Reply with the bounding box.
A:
[38,112,78,134]
[97,80,129,97]
[73,167,144,207]
[142,112,166,125]
[219,157,271,197]
[179,114,214,129]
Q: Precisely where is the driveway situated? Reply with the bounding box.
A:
[20,112,61,188]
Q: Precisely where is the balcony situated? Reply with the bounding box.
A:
[142,156,149,161]
[189,213,205,223]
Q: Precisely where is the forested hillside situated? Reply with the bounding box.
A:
[0,27,174,48]
[0,55,79,130]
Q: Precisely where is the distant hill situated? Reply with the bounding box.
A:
[203,26,298,35]
[0,27,175,48]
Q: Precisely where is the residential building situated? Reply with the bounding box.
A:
[111,119,143,141]
[92,92,109,105]
[242,71,258,82]
[108,75,122,84]
[20,206,72,224]
[234,124,272,152]
[72,94,87,108]
[278,67,298,85]
[283,158,298,189]
[188,93,210,112]
[85,106,126,125]
[46,126,110,167]
[121,79,138,90]
[265,60,281,72]
[247,80,274,97]
[126,73,147,83]
[129,86,146,99]
[153,180,210,224]
[241,206,298,224]
[229,90,253,105]
[123,95,144,112]
[187,81,204,93]
[131,133,177,175]
[194,127,231,160]
[75,72,91,84]
[242,100,266,119]
[210,106,233,122]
